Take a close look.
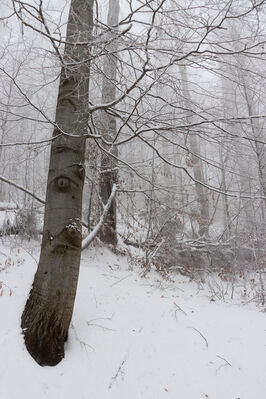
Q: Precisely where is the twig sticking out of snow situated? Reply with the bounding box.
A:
[188,326,209,348]
[216,354,232,366]
[82,184,117,250]
[70,323,95,356]
[173,302,187,317]
[215,354,232,374]
[87,314,116,332]
[110,274,130,287]
[108,356,127,390]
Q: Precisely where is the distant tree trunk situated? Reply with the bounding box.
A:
[220,78,232,236]
[21,0,94,366]
[0,70,15,201]
[179,65,210,238]
[219,146,231,235]
[99,0,119,245]
[242,83,266,207]
[236,143,254,227]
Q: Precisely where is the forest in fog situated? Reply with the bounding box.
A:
[0,0,266,374]
[1,1,265,242]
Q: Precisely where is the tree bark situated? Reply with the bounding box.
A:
[99,0,119,245]
[242,83,266,207]
[21,0,94,366]
[179,65,210,238]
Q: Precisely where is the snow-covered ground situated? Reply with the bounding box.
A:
[0,239,265,399]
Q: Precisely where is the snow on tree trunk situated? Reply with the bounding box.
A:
[21,0,94,366]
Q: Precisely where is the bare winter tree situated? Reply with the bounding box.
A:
[179,64,210,238]
[21,0,94,366]
[98,0,120,245]
[0,0,265,354]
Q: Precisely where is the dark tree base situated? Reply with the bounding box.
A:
[23,328,65,366]
[22,301,67,366]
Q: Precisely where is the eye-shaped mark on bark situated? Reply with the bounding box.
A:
[52,145,72,154]
[55,177,70,192]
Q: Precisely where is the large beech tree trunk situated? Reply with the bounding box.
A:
[99,0,119,245]
[21,0,94,366]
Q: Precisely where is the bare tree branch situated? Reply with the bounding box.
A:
[0,175,45,204]
[82,184,117,250]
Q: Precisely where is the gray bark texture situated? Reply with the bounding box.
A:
[99,0,119,245]
[242,83,266,207]
[179,65,210,238]
[21,0,94,366]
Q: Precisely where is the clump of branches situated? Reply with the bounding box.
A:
[14,207,39,240]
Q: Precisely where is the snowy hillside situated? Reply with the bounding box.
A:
[0,240,265,399]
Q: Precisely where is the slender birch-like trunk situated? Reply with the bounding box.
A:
[99,0,119,245]
[242,83,266,206]
[179,65,210,238]
[21,0,94,366]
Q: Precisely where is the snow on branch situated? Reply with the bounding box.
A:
[82,184,117,250]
